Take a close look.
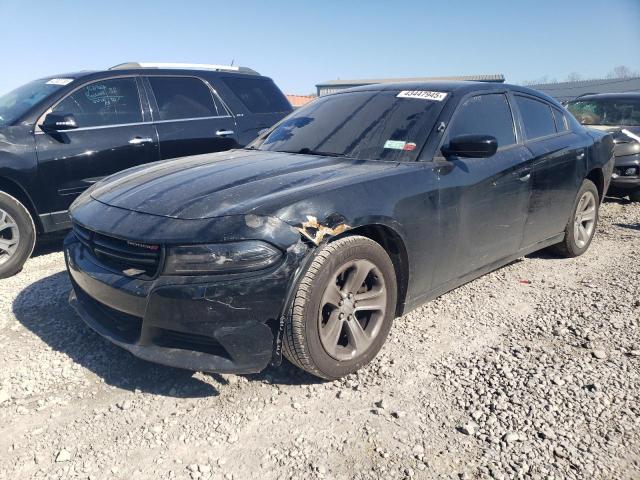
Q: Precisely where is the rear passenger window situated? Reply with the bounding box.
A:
[444,93,516,149]
[223,77,291,113]
[515,96,556,139]
[52,77,142,128]
[148,77,221,121]
[553,108,568,132]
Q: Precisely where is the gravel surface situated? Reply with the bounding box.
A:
[0,200,638,480]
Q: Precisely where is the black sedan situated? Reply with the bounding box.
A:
[65,81,614,380]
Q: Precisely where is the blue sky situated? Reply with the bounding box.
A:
[1,0,639,95]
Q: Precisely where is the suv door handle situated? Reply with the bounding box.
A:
[576,149,586,160]
[129,137,153,145]
[215,129,235,137]
[514,168,531,182]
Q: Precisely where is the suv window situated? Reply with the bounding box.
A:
[149,77,222,121]
[223,77,291,113]
[52,78,142,128]
[515,95,556,140]
[553,108,568,132]
[444,93,516,149]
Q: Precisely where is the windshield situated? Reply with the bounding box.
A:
[0,78,72,127]
[253,90,448,161]
[567,97,640,126]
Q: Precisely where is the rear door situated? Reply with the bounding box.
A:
[433,92,533,284]
[214,76,292,145]
[144,76,239,159]
[514,95,584,247]
[35,76,159,213]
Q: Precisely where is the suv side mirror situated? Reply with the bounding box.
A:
[443,134,498,158]
[41,113,78,132]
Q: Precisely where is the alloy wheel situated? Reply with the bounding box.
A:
[0,208,20,266]
[573,190,597,249]
[318,259,387,361]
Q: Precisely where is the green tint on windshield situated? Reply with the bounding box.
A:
[256,90,447,161]
[567,98,640,127]
[0,78,71,127]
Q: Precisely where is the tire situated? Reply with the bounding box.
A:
[551,179,599,258]
[629,189,640,203]
[0,191,36,279]
[283,235,397,380]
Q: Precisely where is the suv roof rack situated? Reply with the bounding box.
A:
[109,62,260,75]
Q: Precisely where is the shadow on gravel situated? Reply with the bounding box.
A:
[615,223,640,231]
[31,232,67,258]
[12,271,221,398]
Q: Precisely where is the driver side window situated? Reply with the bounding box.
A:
[52,77,142,128]
[442,94,516,153]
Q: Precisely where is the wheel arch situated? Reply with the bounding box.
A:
[0,176,41,232]
[330,223,410,318]
[586,167,605,201]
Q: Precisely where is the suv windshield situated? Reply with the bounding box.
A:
[0,78,72,127]
[567,97,640,126]
[254,90,447,161]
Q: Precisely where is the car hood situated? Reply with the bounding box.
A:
[88,149,401,220]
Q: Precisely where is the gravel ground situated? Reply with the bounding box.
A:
[0,199,638,480]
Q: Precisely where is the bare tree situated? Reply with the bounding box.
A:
[566,72,582,82]
[606,65,639,79]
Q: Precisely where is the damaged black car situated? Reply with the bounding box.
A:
[65,81,614,380]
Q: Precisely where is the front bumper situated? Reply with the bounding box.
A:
[64,227,308,374]
[609,153,640,191]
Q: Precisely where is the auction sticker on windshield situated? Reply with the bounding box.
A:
[397,90,448,101]
[46,78,74,86]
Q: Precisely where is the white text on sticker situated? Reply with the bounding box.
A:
[397,90,448,101]
[46,78,74,86]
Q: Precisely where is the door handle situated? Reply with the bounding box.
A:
[129,137,153,145]
[576,149,586,160]
[518,172,531,182]
[215,129,235,137]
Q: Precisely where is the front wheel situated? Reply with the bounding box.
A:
[283,235,397,380]
[551,179,599,258]
[0,191,36,279]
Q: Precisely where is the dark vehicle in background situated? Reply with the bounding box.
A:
[567,93,640,201]
[65,81,614,380]
[0,62,292,277]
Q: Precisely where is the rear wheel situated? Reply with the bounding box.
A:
[0,191,36,279]
[283,235,397,380]
[551,179,599,258]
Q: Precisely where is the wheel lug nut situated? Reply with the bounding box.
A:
[339,313,344,320]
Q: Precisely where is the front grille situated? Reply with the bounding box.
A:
[73,223,162,278]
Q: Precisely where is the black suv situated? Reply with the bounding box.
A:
[0,62,292,277]
[566,93,640,201]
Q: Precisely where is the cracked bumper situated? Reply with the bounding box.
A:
[65,233,304,374]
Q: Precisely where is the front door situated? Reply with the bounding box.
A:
[35,76,159,213]
[144,76,238,159]
[432,92,533,285]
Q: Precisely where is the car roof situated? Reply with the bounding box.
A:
[327,81,563,107]
[569,92,640,101]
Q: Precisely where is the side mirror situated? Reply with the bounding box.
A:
[41,113,78,132]
[443,134,498,158]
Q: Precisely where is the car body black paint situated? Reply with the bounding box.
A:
[66,81,614,374]
[0,68,291,232]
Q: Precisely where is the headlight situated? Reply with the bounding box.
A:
[164,241,282,275]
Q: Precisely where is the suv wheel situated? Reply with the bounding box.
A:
[0,192,36,278]
[551,179,599,258]
[283,235,397,380]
